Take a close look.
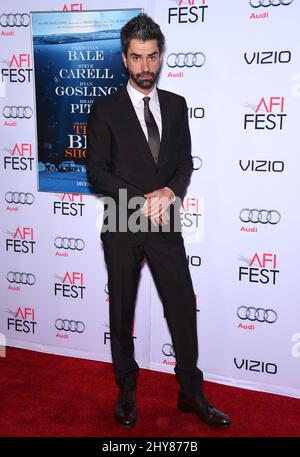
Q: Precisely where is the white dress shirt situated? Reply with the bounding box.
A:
[126,81,175,202]
[126,80,162,141]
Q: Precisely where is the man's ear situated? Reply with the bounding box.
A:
[122,52,127,68]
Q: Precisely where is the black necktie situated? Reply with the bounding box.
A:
[143,96,160,165]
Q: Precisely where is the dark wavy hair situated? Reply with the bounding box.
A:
[121,13,165,56]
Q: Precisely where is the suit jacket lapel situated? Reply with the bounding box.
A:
[157,88,170,169]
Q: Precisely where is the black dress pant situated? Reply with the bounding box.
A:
[102,236,203,398]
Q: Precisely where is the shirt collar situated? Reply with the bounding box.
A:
[127,80,158,107]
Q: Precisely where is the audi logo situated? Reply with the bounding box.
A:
[239,209,281,224]
[54,237,85,250]
[3,106,33,119]
[7,271,36,285]
[55,319,85,333]
[162,343,175,357]
[5,192,35,205]
[0,13,30,27]
[192,156,203,170]
[249,0,293,7]
[237,306,278,323]
[167,52,206,68]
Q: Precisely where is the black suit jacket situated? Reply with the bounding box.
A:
[87,85,193,246]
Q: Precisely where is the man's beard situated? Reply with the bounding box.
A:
[129,70,158,89]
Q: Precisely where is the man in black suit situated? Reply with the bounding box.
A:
[87,13,231,428]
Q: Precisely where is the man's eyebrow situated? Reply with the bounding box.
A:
[129,51,158,57]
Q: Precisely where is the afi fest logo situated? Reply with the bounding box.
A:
[168,0,208,24]
[53,193,85,216]
[181,196,204,244]
[238,252,279,285]
[3,143,34,171]
[7,307,37,334]
[62,3,83,11]
[244,97,286,130]
[54,271,85,299]
[5,226,36,254]
[1,53,32,84]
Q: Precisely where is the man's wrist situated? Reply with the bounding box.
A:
[164,187,176,203]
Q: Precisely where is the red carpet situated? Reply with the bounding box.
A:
[0,347,299,437]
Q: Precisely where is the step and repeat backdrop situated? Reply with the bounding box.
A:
[1,0,300,399]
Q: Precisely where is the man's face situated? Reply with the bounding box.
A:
[122,38,163,94]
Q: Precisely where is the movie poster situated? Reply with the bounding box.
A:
[31,9,141,194]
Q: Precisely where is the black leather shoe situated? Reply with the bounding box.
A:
[178,393,231,427]
[114,389,136,428]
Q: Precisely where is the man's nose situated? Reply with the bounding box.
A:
[141,58,150,72]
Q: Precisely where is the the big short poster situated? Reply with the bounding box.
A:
[31,9,142,194]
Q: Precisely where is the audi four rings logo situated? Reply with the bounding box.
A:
[55,319,85,333]
[162,343,175,357]
[7,271,36,285]
[5,192,35,205]
[239,209,281,224]
[237,306,278,323]
[54,237,85,250]
[3,106,33,119]
[249,0,293,7]
[167,52,206,68]
[0,13,30,27]
[192,156,203,170]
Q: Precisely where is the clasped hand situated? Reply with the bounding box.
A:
[141,188,174,227]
